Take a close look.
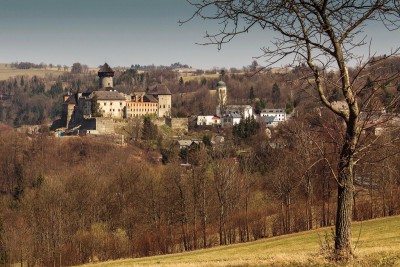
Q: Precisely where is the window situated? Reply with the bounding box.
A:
[110,102,113,106]
[120,102,122,105]
[104,103,106,106]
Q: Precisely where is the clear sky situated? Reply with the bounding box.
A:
[0,0,399,69]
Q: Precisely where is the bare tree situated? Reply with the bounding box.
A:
[183,0,400,260]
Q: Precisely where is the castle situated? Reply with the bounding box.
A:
[62,63,172,129]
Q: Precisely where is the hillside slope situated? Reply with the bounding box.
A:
[78,216,400,267]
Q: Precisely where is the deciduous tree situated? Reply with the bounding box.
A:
[183,0,400,260]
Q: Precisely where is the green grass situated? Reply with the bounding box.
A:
[77,216,400,267]
[0,63,65,81]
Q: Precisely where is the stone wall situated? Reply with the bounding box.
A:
[166,118,188,133]
[95,118,116,134]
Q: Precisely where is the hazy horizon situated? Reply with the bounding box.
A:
[1,0,399,69]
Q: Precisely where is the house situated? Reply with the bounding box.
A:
[197,115,221,126]
[224,105,253,119]
[221,113,241,128]
[177,139,202,149]
[260,109,287,127]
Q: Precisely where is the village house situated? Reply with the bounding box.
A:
[260,108,287,127]
[221,113,241,127]
[197,115,221,126]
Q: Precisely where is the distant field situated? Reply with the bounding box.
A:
[181,73,220,82]
[0,63,65,81]
[78,216,400,267]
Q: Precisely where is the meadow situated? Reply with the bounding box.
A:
[77,216,400,267]
[0,63,65,81]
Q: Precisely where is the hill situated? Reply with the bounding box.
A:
[77,216,400,267]
[0,63,65,81]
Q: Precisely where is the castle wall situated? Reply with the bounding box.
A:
[166,118,188,133]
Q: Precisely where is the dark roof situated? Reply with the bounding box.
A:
[148,84,172,95]
[132,86,146,93]
[93,91,126,101]
[144,94,158,102]
[98,63,114,73]
[224,113,241,119]
[65,95,77,104]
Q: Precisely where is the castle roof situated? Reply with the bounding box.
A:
[93,90,126,101]
[144,94,158,102]
[98,63,114,73]
[148,84,172,95]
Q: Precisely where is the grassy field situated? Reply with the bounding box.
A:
[77,216,400,267]
[0,63,65,81]
[180,73,220,82]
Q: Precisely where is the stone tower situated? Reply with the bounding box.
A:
[216,80,227,116]
[98,63,114,89]
[148,84,172,118]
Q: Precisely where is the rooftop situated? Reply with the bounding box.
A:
[92,90,126,101]
[148,84,172,95]
[98,63,114,73]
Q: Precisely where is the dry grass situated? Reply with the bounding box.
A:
[77,216,400,267]
[0,63,65,81]
[180,74,220,82]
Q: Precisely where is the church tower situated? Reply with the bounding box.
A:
[98,63,114,89]
[216,81,227,116]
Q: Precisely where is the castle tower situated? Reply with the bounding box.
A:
[216,80,227,116]
[147,84,172,118]
[98,63,114,89]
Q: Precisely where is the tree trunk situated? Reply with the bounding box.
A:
[334,133,356,259]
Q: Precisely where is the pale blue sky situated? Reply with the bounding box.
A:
[0,0,398,69]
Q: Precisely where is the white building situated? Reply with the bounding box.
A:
[91,91,127,119]
[224,105,253,118]
[221,113,241,128]
[197,115,221,126]
[260,108,287,127]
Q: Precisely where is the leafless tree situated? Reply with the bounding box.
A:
[182,0,400,259]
